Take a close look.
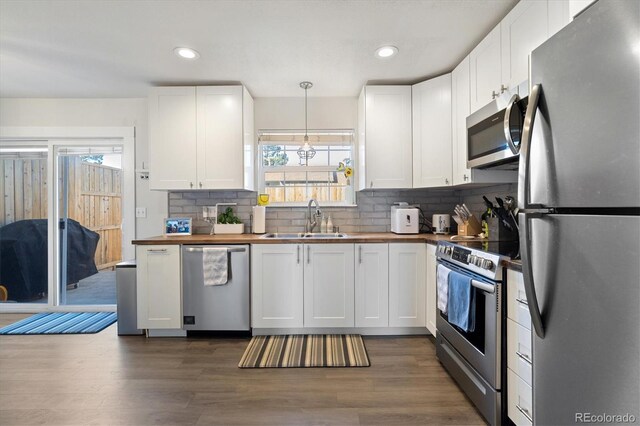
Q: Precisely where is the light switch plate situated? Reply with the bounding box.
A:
[135,207,147,218]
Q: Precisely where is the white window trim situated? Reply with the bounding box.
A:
[258,129,356,206]
[0,126,134,313]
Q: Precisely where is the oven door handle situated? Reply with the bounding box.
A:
[471,280,494,294]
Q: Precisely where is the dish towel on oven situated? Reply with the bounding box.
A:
[436,264,451,314]
[202,247,229,286]
[447,270,476,332]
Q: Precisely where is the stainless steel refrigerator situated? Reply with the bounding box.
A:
[518,0,640,424]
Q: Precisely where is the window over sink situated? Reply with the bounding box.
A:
[258,130,355,206]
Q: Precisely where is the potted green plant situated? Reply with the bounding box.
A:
[214,207,244,234]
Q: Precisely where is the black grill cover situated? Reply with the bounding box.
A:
[0,219,99,302]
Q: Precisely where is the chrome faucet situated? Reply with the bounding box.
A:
[306,198,322,233]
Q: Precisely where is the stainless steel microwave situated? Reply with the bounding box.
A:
[466,94,527,169]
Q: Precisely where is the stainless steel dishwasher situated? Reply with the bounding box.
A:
[181,245,250,331]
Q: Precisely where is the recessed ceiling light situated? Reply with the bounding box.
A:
[375,45,398,59]
[174,47,200,60]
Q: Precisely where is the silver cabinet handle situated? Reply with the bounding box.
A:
[500,84,508,94]
[358,245,363,264]
[463,174,468,181]
[199,182,203,188]
[185,247,245,253]
[516,405,533,423]
[503,93,521,155]
[370,181,373,188]
[147,248,167,254]
[518,83,541,211]
[516,351,532,365]
[491,90,499,99]
[190,182,193,188]
[520,211,545,339]
[297,245,300,264]
[445,178,449,185]
[307,246,310,264]
[515,297,529,306]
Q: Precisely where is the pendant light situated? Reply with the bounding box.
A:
[297,81,316,165]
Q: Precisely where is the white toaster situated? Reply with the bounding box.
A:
[391,206,420,234]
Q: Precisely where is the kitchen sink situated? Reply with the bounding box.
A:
[260,232,348,239]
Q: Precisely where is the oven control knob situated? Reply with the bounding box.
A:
[474,257,484,267]
[445,246,453,255]
[468,254,477,265]
[481,259,494,270]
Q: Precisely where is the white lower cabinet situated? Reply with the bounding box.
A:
[507,269,534,426]
[425,244,437,335]
[304,244,355,328]
[136,245,182,329]
[355,243,389,327]
[251,244,304,328]
[389,243,427,327]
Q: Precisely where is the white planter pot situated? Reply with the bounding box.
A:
[214,223,244,234]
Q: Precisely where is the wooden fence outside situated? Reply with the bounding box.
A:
[1,157,122,270]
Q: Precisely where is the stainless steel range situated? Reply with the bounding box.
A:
[435,240,517,425]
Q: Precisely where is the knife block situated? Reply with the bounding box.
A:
[487,217,519,241]
[458,216,482,237]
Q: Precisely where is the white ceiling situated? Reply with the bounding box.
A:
[0,0,517,98]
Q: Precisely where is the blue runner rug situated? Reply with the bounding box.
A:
[0,312,117,335]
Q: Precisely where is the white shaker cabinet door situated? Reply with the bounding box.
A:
[361,86,413,189]
[389,243,427,327]
[412,74,453,188]
[355,243,389,327]
[251,244,304,328]
[469,25,502,113]
[196,86,245,190]
[148,87,197,190]
[304,244,355,328]
[501,0,550,91]
[425,244,437,335]
[136,245,182,329]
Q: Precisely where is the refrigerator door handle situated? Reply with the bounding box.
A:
[519,211,545,338]
[503,93,521,155]
[518,84,541,210]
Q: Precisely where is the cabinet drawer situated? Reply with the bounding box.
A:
[508,368,533,426]
[507,269,531,329]
[507,318,532,386]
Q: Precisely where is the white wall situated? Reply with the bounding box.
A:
[254,97,357,130]
[0,98,167,240]
[0,96,358,238]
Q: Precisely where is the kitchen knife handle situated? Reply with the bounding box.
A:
[518,84,541,210]
[504,93,521,155]
[519,211,545,339]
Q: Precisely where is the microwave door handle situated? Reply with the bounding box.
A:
[518,84,541,210]
[504,93,521,155]
[519,211,545,339]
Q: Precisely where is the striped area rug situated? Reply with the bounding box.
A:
[239,334,370,368]
[0,312,117,335]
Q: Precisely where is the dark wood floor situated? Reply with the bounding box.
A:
[0,314,485,425]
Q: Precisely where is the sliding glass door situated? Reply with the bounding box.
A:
[0,146,50,305]
[57,147,123,306]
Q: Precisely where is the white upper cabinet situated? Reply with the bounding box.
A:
[451,57,472,186]
[304,244,355,328]
[412,74,453,188]
[149,85,254,191]
[468,0,571,115]
[148,87,198,190]
[469,25,503,113]
[358,86,413,190]
[501,0,552,91]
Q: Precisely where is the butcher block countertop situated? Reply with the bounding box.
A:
[132,232,470,245]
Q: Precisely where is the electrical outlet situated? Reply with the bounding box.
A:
[135,207,147,218]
